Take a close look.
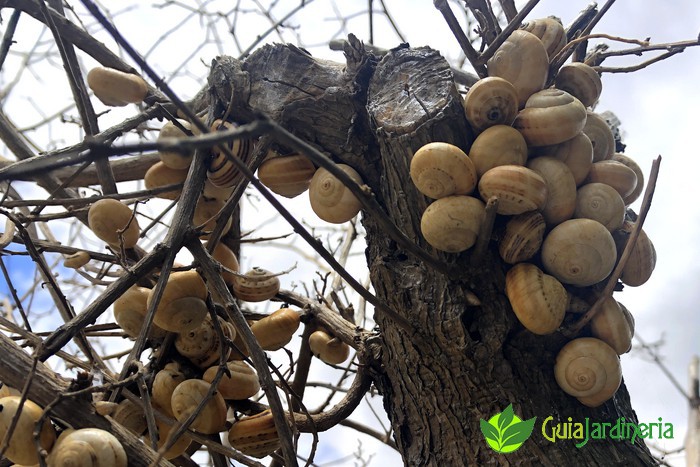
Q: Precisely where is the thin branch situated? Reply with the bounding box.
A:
[476,0,542,65]
[433,0,487,77]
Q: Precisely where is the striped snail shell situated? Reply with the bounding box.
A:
[505,263,567,335]
[207,120,256,188]
[258,153,316,198]
[499,211,546,264]
[478,165,547,215]
[228,410,280,458]
[175,316,236,369]
[462,77,518,132]
[233,267,281,302]
[47,428,127,467]
[171,379,227,434]
[309,164,363,224]
[0,396,56,465]
[203,361,260,400]
[522,17,567,58]
[151,362,186,418]
[410,142,477,199]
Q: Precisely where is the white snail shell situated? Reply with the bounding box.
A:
[505,263,567,335]
[513,89,588,147]
[171,379,227,434]
[410,142,477,199]
[478,165,548,215]
[207,241,240,287]
[88,199,140,249]
[193,195,232,239]
[151,362,186,418]
[533,133,593,186]
[611,153,644,205]
[420,195,485,253]
[462,77,518,132]
[112,399,147,435]
[526,156,577,225]
[499,211,546,264]
[574,182,625,232]
[113,285,166,340]
[468,125,527,178]
[258,153,316,198]
[148,270,208,333]
[0,396,56,465]
[583,112,615,162]
[585,160,638,199]
[309,164,364,224]
[555,62,603,108]
[590,297,635,355]
[203,361,260,400]
[620,225,656,287]
[144,161,188,200]
[522,17,567,58]
[232,267,281,302]
[47,427,127,467]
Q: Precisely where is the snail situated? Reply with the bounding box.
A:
[47,427,127,466]
[583,112,615,162]
[541,218,617,286]
[158,119,194,170]
[468,125,527,177]
[462,77,518,132]
[207,120,256,188]
[554,62,603,108]
[0,383,20,399]
[86,67,147,107]
[175,316,237,368]
[147,270,208,333]
[420,195,485,253]
[228,409,280,458]
[206,241,239,287]
[151,362,187,417]
[144,161,188,200]
[308,164,364,224]
[112,399,147,435]
[63,251,91,269]
[193,195,232,239]
[113,285,167,340]
[585,160,638,199]
[203,361,260,400]
[526,156,577,226]
[0,396,56,465]
[513,89,588,147]
[618,224,656,287]
[505,263,567,335]
[258,153,316,198]
[249,307,301,351]
[410,142,477,199]
[487,30,549,108]
[554,337,622,407]
[144,419,192,460]
[232,267,281,302]
[499,211,546,264]
[88,199,140,249]
[477,165,547,215]
[574,182,625,232]
[533,133,593,186]
[170,379,227,434]
[308,329,351,364]
[590,297,635,355]
[611,153,644,205]
[203,179,235,201]
[521,17,567,58]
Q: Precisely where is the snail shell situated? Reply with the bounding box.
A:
[112,399,147,435]
[63,251,91,269]
[87,67,147,107]
[207,241,240,287]
[88,199,140,249]
[175,316,237,368]
[0,396,56,465]
[258,154,316,198]
[203,361,260,400]
[193,196,232,239]
[148,270,208,333]
[478,165,548,215]
[151,362,186,418]
[207,120,256,188]
[505,263,567,335]
[47,427,126,467]
[554,337,622,407]
[410,142,477,199]
[590,297,635,355]
[233,267,281,302]
[144,161,188,200]
[420,195,485,253]
[574,182,625,232]
[462,77,518,132]
[526,156,577,225]
[158,119,194,170]
[309,330,351,364]
[487,30,549,108]
[468,125,527,178]
[309,164,364,224]
[585,160,638,199]
[611,153,644,205]
[522,17,567,58]
[203,179,235,201]
[620,226,656,287]
[145,419,192,460]
[541,218,617,286]
[555,62,603,108]
[171,379,227,434]
[228,409,280,458]
[499,211,546,264]
[583,112,615,162]
[250,307,301,351]
[533,133,593,186]
[0,384,20,399]
[113,285,166,340]
[513,89,587,147]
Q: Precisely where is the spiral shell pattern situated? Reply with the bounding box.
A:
[171,379,227,434]
[478,165,548,215]
[420,195,485,253]
[207,120,256,188]
[233,267,281,302]
[555,62,602,108]
[574,183,625,232]
[228,410,280,458]
[47,428,127,467]
[410,142,477,199]
[463,77,518,132]
[309,164,363,224]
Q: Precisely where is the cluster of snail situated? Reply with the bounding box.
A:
[411,18,655,407]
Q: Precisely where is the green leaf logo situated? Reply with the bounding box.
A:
[480,404,536,454]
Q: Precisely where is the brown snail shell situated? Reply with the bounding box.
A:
[171,379,227,434]
[533,133,593,186]
[590,297,635,355]
[258,154,316,198]
[308,330,351,364]
[554,337,622,407]
[410,142,477,199]
[487,30,549,108]
[522,17,567,58]
[526,156,577,225]
[468,125,528,177]
[620,227,656,287]
[233,267,281,302]
[574,182,625,232]
[0,384,20,399]
[505,263,567,335]
[499,211,546,264]
[151,362,186,418]
[47,427,126,467]
[63,251,91,269]
[462,77,518,132]
[583,112,615,162]
[113,285,166,340]
[112,399,147,435]
[611,153,644,205]
[193,196,232,239]
[144,161,188,200]
[203,179,235,201]
[207,241,239,287]
[203,361,260,400]
[148,270,208,333]
[555,62,603,108]
[87,67,147,107]
[309,164,364,224]
[0,396,56,465]
[478,165,547,215]
[541,218,617,286]
[228,409,280,458]
[420,195,484,253]
[145,419,192,460]
[158,119,194,170]
[513,89,588,147]
[585,160,638,199]
[88,199,140,249]
[175,316,236,368]
[250,307,301,351]
[207,120,256,188]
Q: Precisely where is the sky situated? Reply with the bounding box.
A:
[0,0,699,465]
